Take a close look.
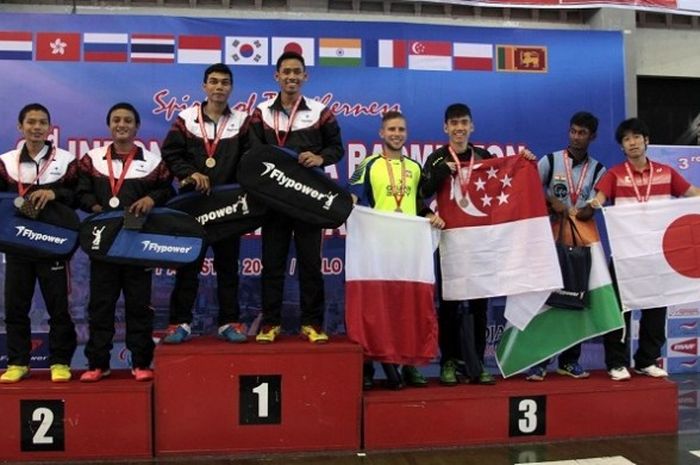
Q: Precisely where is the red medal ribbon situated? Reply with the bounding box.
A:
[106,143,138,201]
[274,97,302,147]
[197,103,229,165]
[383,153,406,211]
[563,150,589,207]
[624,160,654,203]
[448,146,476,200]
[15,143,56,198]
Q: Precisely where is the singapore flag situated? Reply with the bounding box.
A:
[603,196,700,310]
[438,155,562,329]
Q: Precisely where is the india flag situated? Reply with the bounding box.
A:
[345,206,438,365]
[318,38,361,67]
[496,225,624,377]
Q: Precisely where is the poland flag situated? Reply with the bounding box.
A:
[345,206,438,365]
[604,196,700,310]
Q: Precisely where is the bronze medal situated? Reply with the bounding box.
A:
[394,207,402,213]
[459,197,469,208]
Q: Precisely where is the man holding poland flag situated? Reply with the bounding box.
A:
[592,117,700,381]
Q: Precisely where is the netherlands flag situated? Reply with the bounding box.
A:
[0,31,33,60]
[130,34,175,63]
[178,35,221,64]
[83,33,128,62]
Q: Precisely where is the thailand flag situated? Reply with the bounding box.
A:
[345,206,438,364]
[130,34,175,63]
[83,33,128,62]
[0,31,32,60]
[177,35,221,64]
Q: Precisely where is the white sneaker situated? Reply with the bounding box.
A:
[634,365,668,378]
[608,366,631,381]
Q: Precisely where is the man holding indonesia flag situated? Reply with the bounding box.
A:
[420,103,554,386]
[591,117,700,381]
[497,112,624,380]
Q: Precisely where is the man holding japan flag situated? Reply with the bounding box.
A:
[592,117,700,381]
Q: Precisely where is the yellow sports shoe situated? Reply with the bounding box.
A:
[256,325,281,343]
[301,325,329,344]
[50,364,72,383]
[0,365,30,383]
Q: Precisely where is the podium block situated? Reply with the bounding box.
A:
[0,371,152,461]
[363,371,677,449]
[154,336,363,456]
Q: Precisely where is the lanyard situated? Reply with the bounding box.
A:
[383,154,406,212]
[624,160,654,203]
[274,97,302,147]
[448,146,476,201]
[15,144,56,198]
[197,103,229,163]
[106,143,138,200]
[563,150,589,206]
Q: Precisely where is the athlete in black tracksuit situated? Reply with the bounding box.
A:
[0,139,78,375]
[161,101,249,336]
[76,103,172,379]
[248,55,343,337]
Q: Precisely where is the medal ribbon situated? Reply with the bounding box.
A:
[274,97,302,147]
[106,143,138,201]
[563,150,589,206]
[448,146,476,201]
[198,103,229,166]
[383,154,406,210]
[15,143,56,199]
[624,160,654,203]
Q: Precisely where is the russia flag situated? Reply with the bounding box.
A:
[83,33,128,62]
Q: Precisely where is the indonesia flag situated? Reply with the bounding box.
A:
[453,43,493,71]
[345,206,438,365]
[438,156,562,329]
[377,39,407,68]
[603,196,700,310]
[270,37,314,66]
[408,40,452,71]
[177,35,221,64]
[83,33,128,62]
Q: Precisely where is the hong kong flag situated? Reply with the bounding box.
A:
[603,196,700,310]
[36,32,80,61]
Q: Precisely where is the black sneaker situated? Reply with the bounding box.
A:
[401,365,428,387]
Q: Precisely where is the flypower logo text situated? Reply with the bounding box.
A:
[15,226,68,244]
[261,162,338,210]
[141,240,193,254]
[196,194,249,225]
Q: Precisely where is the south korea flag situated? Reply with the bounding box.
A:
[225,36,268,65]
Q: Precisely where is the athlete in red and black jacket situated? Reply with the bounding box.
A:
[0,103,78,384]
[76,102,173,383]
[248,51,343,344]
[160,63,251,344]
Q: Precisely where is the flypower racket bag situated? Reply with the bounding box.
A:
[79,207,205,268]
[238,145,353,228]
[0,192,79,261]
[166,184,267,243]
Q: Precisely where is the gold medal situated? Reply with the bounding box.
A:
[205,158,216,168]
[14,196,25,208]
[459,197,469,208]
[109,196,120,208]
